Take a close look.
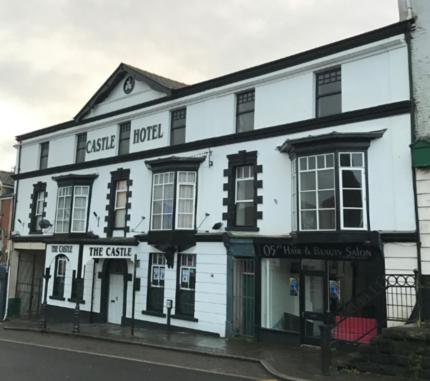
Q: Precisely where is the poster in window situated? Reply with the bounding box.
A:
[289,277,298,296]
[153,267,160,281]
[159,268,165,281]
[182,268,190,284]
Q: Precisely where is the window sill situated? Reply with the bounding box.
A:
[141,310,166,318]
[49,296,65,301]
[67,298,85,304]
[171,314,198,322]
[226,226,259,232]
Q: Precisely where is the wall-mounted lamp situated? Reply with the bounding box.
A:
[93,212,100,227]
[132,216,146,233]
[197,213,210,230]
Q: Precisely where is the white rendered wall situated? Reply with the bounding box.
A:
[17,38,410,171]
[14,114,415,238]
[85,78,168,120]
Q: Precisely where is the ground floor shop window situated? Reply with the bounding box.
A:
[176,254,196,317]
[261,258,301,332]
[147,253,165,313]
[52,255,67,299]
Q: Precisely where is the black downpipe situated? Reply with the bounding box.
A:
[405,22,424,322]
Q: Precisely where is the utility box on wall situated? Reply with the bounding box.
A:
[412,140,430,167]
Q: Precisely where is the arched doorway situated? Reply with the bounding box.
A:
[100,259,128,324]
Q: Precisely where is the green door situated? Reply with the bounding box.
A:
[242,272,255,336]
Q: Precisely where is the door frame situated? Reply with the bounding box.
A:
[100,259,128,324]
[300,269,328,345]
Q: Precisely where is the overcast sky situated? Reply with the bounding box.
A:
[0,0,399,171]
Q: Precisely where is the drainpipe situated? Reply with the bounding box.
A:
[2,141,22,321]
[405,21,424,324]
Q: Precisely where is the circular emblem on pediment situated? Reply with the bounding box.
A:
[123,75,135,94]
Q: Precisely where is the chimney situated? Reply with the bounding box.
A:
[398,0,414,20]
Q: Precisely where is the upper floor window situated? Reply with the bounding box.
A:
[76,133,87,163]
[118,122,131,155]
[223,151,262,231]
[151,171,196,230]
[40,142,49,169]
[30,182,47,233]
[53,174,97,234]
[316,67,341,117]
[280,130,385,232]
[236,89,255,133]
[105,168,131,237]
[114,180,128,228]
[171,108,186,145]
[235,165,255,227]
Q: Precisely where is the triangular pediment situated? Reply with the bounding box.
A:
[75,63,186,121]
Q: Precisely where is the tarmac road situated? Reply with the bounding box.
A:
[0,329,276,381]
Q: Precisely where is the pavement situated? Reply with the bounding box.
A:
[1,318,409,381]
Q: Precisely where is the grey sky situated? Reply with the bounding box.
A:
[0,0,399,171]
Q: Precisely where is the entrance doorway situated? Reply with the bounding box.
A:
[108,273,124,324]
[16,251,45,318]
[300,271,327,344]
[233,258,255,336]
[101,259,127,325]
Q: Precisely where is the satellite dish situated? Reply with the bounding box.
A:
[212,222,223,230]
[39,219,52,229]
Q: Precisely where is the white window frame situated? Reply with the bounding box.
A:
[175,171,197,230]
[298,153,336,231]
[55,186,73,233]
[150,253,166,288]
[114,180,128,228]
[339,152,367,230]
[56,257,67,277]
[35,191,45,230]
[234,165,255,226]
[71,186,90,233]
[55,185,90,234]
[151,172,175,231]
[179,254,196,291]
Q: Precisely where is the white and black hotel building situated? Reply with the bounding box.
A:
[9,20,420,344]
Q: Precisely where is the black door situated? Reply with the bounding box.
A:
[147,253,165,313]
[300,270,328,345]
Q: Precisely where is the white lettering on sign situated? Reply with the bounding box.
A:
[88,246,133,258]
[52,245,73,254]
[86,135,116,154]
[133,124,163,144]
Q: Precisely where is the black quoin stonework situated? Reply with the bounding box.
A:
[28,182,47,233]
[104,168,132,237]
[222,150,263,231]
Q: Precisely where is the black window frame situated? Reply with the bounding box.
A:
[51,254,67,300]
[170,108,186,146]
[29,182,47,234]
[175,253,196,318]
[105,168,131,237]
[223,151,263,232]
[118,122,131,155]
[316,67,342,118]
[146,253,166,314]
[39,142,49,169]
[75,132,87,163]
[236,89,255,133]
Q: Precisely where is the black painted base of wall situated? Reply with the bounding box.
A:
[46,305,102,324]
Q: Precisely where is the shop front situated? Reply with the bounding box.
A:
[254,233,385,345]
